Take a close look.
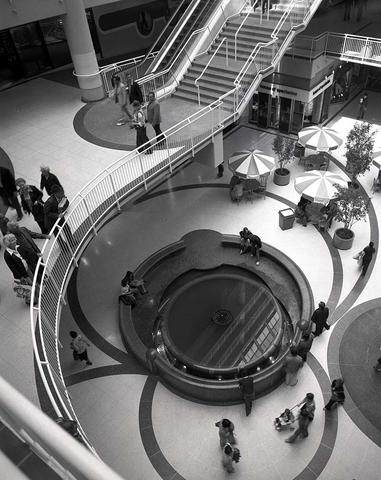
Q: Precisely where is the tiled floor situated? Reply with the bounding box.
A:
[1,1,381,479]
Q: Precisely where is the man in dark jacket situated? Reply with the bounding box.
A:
[7,221,49,253]
[249,233,262,266]
[0,166,23,220]
[40,166,62,196]
[238,375,255,416]
[311,301,330,336]
[3,233,39,281]
[361,241,375,276]
[15,178,46,233]
[297,333,314,361]
[44,185,72,250]
[146,92,164,144]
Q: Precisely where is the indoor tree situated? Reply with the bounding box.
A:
[333,184,369,248]
[272,135,295,174]
[345,122,375,183]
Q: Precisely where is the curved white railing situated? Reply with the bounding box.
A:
[30,0,323,467]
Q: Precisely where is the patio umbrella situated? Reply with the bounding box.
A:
[298,126,343,152]
[372,150,381,169]
[228,150,275,179]
[294,170,347,204]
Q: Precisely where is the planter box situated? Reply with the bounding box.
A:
[273,168,290,186]
[333,228,354,250]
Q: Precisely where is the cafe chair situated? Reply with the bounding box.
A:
[372,177,381,193]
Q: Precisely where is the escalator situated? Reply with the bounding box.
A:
[146,0,222,74]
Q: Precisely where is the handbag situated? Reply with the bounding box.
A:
[353,250,365,266]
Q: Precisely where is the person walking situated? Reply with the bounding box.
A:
[111,75,132,126]
[70,331,92,366]
[311,301,330,336]
[297,393,316,421]
[131,100,152,154]
[284,346,303,386]
[129,80,143,104]
[0,166,23,221]
[285,407,310,443]
[361,241,375,276]
[343,0,352,20]
[357,92,368,120]
[297,333,314,362]
[15,178,47,233]
[239,375,254,416]
[249,233,262,266]
[40,166,63,197]
[146,92,164,144]
[215,418,236,448]
[324,378,345,410]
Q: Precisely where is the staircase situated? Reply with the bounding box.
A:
[173,2,307,108]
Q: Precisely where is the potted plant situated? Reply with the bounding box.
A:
[345,122,375,187]
[332,184,369,250]
[272,135,295,186]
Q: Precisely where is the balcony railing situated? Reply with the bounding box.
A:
[290,31,381,66]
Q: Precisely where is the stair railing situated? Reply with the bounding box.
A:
[100,51,159,95]
[136,0,248,102]
[235,0,259,60]
[234,0,321,112]
[195,37,229,105]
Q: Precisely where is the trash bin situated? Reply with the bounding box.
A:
[279,208,295,230]
[294,142,305,159]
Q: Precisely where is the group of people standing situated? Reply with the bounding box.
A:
[2,165,68,303]
[111,75,164,153]
[239,227,262,266]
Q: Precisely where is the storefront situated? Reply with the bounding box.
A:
[0,10,100,90]
[250,72,334,134]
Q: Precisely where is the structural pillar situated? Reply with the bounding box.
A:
[63,0,104,102]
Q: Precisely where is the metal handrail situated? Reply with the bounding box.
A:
[136,0,248,98]
[142,0,193,69]
[234,0,259,60]
[149,0,203,73]
[195,37,229,105]
[31,0,323,462]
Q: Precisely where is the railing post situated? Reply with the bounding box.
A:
[57,226,78,268]
[138,155,147,189]
[188,120,195,157]
[197,84,201,106]
[82,197,97,236]
[165,136,172,174]
[267,0,270,22]
[226,39,229,67]
[106,170,121,211]
[363,38,369,62]
[260,0,263,24]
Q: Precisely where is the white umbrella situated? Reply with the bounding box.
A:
[298,126,343,152]
[294,170,347,204]
[372,150,381,169]
[228,150,275,179]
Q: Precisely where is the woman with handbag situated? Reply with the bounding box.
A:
[131,100,152,154]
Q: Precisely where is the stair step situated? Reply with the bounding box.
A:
[182,78,234,94]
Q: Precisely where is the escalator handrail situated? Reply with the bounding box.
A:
[164,0,222,73]
[149,0,203,74]
[140,0,193,69]
[137,0,247,87]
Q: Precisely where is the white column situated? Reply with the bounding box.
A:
[63,0,104,102]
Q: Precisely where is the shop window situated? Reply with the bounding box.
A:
[279,97,291,133]
[291,100,304,134]
[39,17,71,68]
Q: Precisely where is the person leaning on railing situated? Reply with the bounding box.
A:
[43,184,72,249]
